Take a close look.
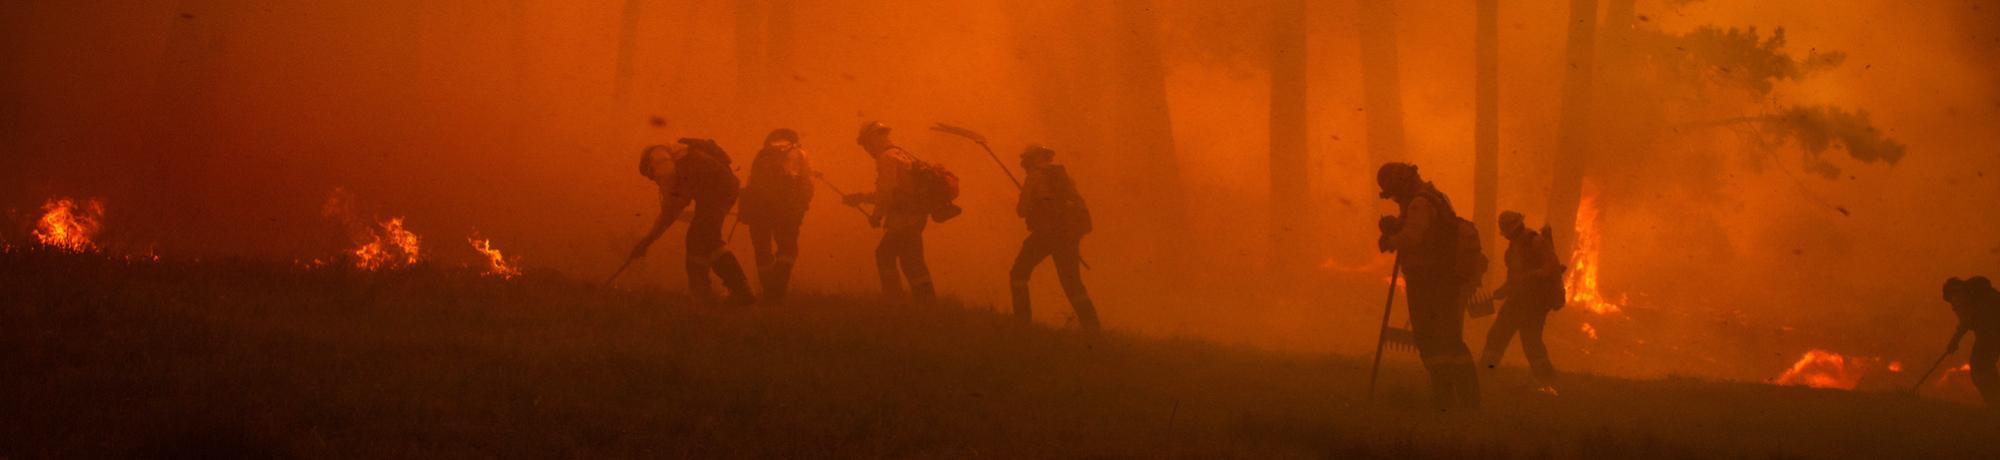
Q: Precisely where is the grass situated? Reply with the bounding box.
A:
[2,249,1996,458]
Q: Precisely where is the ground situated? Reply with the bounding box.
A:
[2,250,1995,459]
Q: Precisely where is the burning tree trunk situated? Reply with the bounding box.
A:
[1268,0,1310,273]
[1357,0,1406,165]
[1473,0,1500,258]
[1546,0,1601,254]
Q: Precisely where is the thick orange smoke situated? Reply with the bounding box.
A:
[34,198,105,253]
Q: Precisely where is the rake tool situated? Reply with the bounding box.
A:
[929,122,1021,190]
[1367,255,1419,400]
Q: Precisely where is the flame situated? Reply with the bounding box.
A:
[352,217,422,270]
[1773,349,1883,390]
[468,233,521,279]
[1580,322,1599,340]
[34,198,105,252]
[1564,181,1624,315]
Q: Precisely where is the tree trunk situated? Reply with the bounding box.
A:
[1109,0,1193,273]
[734,0,765,116]
[1547,0,1600,254]
[1357,0,1406,165]
[1473,0,1499,253]
[613,0,642,99]
[1269,0,1310,273]
[764,0,795,105]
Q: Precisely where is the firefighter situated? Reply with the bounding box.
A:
[1943,276,2000,407]
[740,129,814,305]
[628,139,755,306]
[1009,144,1099,332]
[1478,211,1565,387]
[841,122,937,306]
[1376,162,1480,410]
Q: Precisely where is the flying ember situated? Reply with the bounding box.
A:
[34,198,105,253]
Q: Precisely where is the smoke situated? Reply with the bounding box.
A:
[1764,105,1907,178]
[1,0,1997,381]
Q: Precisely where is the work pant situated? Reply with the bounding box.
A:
[1972,334,1999,408]
[749,222,801,303]
[686,196,751,302]
[1009,232,1098,332]
[1480,301,1558,383]
[1407,275,1479,410]
[876,217,935,306]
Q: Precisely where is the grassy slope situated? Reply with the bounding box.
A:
[2,251,1995,459]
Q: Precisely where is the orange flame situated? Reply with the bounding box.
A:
[1564,181,1624,315]
[353,217,422,270]
[1580,322,1599,340]
[34,198,106,252]
[1773,349,1883,390]
[468,234,521,279]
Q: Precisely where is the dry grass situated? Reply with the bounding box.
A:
[2,250,1995,459]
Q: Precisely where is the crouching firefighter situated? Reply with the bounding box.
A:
[1376,162,1486,411]
[741,129,814,305]
[1009,145,1100,332]
[842,121,960,306]
[628,139,756,306]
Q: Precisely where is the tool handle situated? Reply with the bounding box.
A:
[1367,255,1403,400]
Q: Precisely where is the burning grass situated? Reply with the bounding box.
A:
[2,251,1996,458]
[33,197,105,253]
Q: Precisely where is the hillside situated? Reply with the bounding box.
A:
[2,250,1994,459]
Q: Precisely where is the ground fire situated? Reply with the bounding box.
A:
[1772,349,1895,390]
[468,234,521,279]
[33,198,104,253]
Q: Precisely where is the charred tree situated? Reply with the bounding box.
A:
[1547,0,1600,254]
[1473,0,1499,254]
[1269,0,1310,273]
[1357,0,1406,165]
